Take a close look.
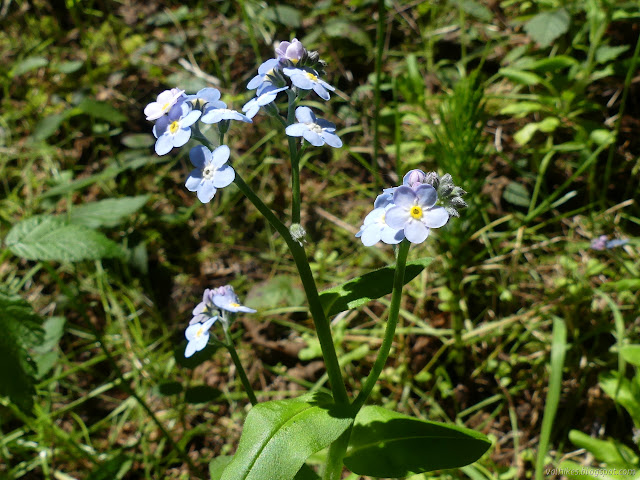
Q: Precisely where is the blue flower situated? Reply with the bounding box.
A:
[247,58,280,94]
[385,185,449,244]
[185,145,235,203]
[242,86,288,119]
[285,106,342,147]
[591,235,629,250]
[201,104,252,125]
[356,204,405,246]
[152,101,201,155]
[212,285,256,314]
[283,67,334,100]
[144,88,185,121]
[186,87,226,110]
[184,316,217,358]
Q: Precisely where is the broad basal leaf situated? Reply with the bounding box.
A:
[319,258,432,317]
[343,406,491,477]
[524,9,570,47]
[0,289,45,413]
[68,195,150,228]
[5,215,123,262]
[220,393,353,480]
[620,345,640,367]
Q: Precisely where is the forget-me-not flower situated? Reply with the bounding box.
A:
[285,106,342,148]
[283,67,334,100]
[153,102,201,155]
[212,285,256,314]
[356,204,405,246]
[385,185,449,244]
[201,104,252,125]
[247,58,280,94]
[184,316,217,358]
[185,145,235,203]
[186,87,226,110]
[242,86,288,119]
[144,88,185,121]
[276,38,306,63]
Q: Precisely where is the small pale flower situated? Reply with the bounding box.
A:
[276,38,306,63]
[201,105,252,125]
[403,169,427,189]
[283,67,334,100]
[375,190,396,208]
[184,316,217,358]
[356,204,405,246]
[144,88,185,121]
[190,288,217,325]
[212,285,256,314]
[247,58,280,93]
[385,185,449,244]
[185,145,235,203]
[153,102,201,155]
[285,106,342,148]
[186,87,226,110]
[242,86,288,119]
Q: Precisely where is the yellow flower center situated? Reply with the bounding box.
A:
[410,206,423,219]
[162,102,170,112]
[305,72,318,82]
[230,302,241,308]
[195,326,204,338]
[169,121,180,134]
[291,58,299,64]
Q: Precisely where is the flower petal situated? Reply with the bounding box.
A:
[285,123,308,137]
[190,145,210,168]
[385,206,409,229]
[380,227,405,244]
[196,181,217,203]
[295,106,315,123]
[321,132,342,148]
[212,165,235,188]
[185,171,202,191]
[211,145,230,168]
[393,186,417,208]
[312,84,330,100]
[415,184,437,208]
[172,128,191,148]
[155,135,173,155]
[360,225,382,246]
[185,340,198,358]
[404,220,429,244]
[303,130,324,146]
[422,206,449,228]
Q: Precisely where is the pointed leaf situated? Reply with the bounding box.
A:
[68,195,150,228]
[620,345,640,367]
[319,258,432,317]
[524,9,571,47]
[343,406,491,477]
[220,393,353,480]
[0,289,45,413]
[5,216,124,262]
[210,456,233,480]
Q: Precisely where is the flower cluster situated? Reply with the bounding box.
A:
[356,170,466,246]
[590,235,628,251]
[185,285,256,358]
[243,38,342,149]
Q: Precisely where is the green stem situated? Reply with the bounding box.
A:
[233,173,349,404]
[224,326,258,405]
[323,428,352,480]
[604,32,640,205]
[286,90,301,223]
[351,240,410,411]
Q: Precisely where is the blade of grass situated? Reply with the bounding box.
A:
[535,316,567,480]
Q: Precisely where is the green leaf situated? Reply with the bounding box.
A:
[324,19,372,51]
[5,216,124,262]
[262,5,302,27]
[245,276,305,310]
[87,454,132,480]
[318,258,433,317]
[503,182,531,208]
[569,430,638,466]
[31,113,68,142]
[343,406,491,477]
[596,45,630,64]
[220,393,353,480]
[121,134,155,148]
[77,98,127,123]
[528,55,578,72]
[32,316,66,378]
[156,381,183,396]
[499,67,543,86]
[599,371,640,426]
[621,345,640,367]
[450,0,493,22]
[54,60,84,74]
[11,56,48,77]
[524,9,571,47]
[68,195,149,229]
[294,464,320,480]
[499,101,546,117]
[210,456,234,480]
[513,117,560,145]
[0,289,45,413]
